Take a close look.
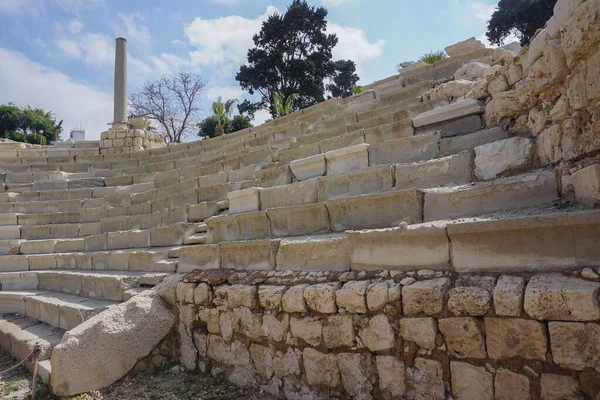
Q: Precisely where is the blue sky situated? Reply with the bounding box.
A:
[0,0,500,140]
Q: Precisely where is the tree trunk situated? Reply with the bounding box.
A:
[214,123,225,137]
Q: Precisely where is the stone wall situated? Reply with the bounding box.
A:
[465,0,600,204]
[166,268,600,399]
[99,124,165,154]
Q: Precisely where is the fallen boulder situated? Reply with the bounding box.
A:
[50,292,177,396]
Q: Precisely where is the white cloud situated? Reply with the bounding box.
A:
[171,39,186,46]
[0,0,43,15]
[56,38,82,58]
[0,0,106,15]
[205,86,244,102]
[67,19,84,34]
[114,13,152,50]
[321,0,353,6]
[252,109,271,126]
[328,23,385,80]
[0,48,112,140]
[452,1,496,29]
[185,6,278,67]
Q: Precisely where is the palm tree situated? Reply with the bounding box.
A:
[211,97,237,137]
[272,92,299,118]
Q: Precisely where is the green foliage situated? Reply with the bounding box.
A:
[487,0,557,46]
[272,92,299,118]
[352,85,363,95]
[395,50,447,73]
[236,0,359,119]
[197,115,253,139]
[0,104,62,144]
[419,50,447,64]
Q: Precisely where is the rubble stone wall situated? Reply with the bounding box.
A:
[99,125,165,154]
[166,268,600,399]
[473,0,600,201]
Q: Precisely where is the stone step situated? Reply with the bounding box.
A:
[423,170,559,222]
[413,98,486,130]
[196,223,208,233]
[0,248,177,274]
[168,247,181,259]
[376,80,436,105]
[0,315,64,373]
[0,290,116,330]
[184,234,207,246]
[0,270,168,301]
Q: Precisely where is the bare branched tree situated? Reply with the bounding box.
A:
[129,72,207,143]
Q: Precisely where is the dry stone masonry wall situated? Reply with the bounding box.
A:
[170,268,600,400]
[99,122,166,155]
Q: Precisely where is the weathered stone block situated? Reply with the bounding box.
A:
[376,356,406,399]
[276,234,349,272]
[399,317,437,349]
[451,362,493,400]
[336,280,367,313]
[325,144,369,175]
[290,316,322,346]
[228,187,260,214]
[289,154,326,181]
[260,180,319,210]
[524,274,600,321]
[303,348,340,388]
[267,203,329,237]
[540,374,582,400]
[474,137,534,180]
[178,244,220,273]
[359,315,395,352]
[447,286,491,316]
[323,315,354,349]
[494,369,530,400]
[406,358,445,400]
[414,99,485,128]
[402,278,450,316]
[220,240,277,271]
[281,284,308,313]
[549,321,600,371]
[439,317,487,359]
[336,353,373,399]
[493,276,525,316]
[571,164,600,207]
[485,318,547,361]
[304,283,340,314]
[320,165,394,201]
[368,133,439,166]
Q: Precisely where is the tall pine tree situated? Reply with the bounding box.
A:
[236,0,359,119]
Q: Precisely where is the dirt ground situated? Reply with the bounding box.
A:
[0,347,278,400]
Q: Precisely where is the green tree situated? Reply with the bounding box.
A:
[211,97,237,137]
[197,115,253,139]
[236,0,359,119]
[272,92,299,118]
[486,0,557,46]
[0,104,21,138]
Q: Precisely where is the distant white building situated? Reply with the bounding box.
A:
[68,125,86,142]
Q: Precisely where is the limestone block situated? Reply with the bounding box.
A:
[303,348,340,388]
[194,283,212,305]
[303,283,340,314]
[0,226,20,240]
[150,224,187,247]
[260,180,319,209]
[276,234,350,272]
[320,165,394,201]
[220,239,277,271]
[273,347,301,378]
[262,314,288,342]
[540,374,582,400]
[290,316,322,346]
[447,286,491,316]
[348,225,450,271]
[325,143,369,175]
[402,278,450,316]
[450,362,493,400]
[439,317,486,359]
[227,187,260,214]
[359,315,395,352]
[290,154,326,181]
[424,170,558,222]
[107,230,149,250]
[571,164,600,207]
[454,62,492,81]
[323,315,354,348]
[524,274,600,321]
[376,356,406,399]
[206,214,239,243]
[177,244,220,273]
[493,276,525,316]
[395,151,471,190]
[335,280,367,313]
[51,293,176,396]
[368,133,439,166]
[445,37,485,57]
[267,203,329,237]
[198,172,228,188]
[413,99,485,128]
[327,189,423,232]
[363,119,414,144]
[336,353,373,399]
[561,0,600,67]
[258,285,285,311]
[494,369,530,400]
[485,318,547,361]
[399,317,437,349]
[474,137,534,180]
[282,284,308,313]
[188,202,218,222]
[250,344,274,379]
[255,165,292,187]
[549,321,600,370]
[406,358,445,400]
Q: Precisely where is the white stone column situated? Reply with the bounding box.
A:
[113,37,128,125]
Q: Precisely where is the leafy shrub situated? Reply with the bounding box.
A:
[419,50,447,64]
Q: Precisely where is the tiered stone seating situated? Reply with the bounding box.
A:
[1,38,598,394]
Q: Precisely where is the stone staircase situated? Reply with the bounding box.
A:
[0,31,598,397]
